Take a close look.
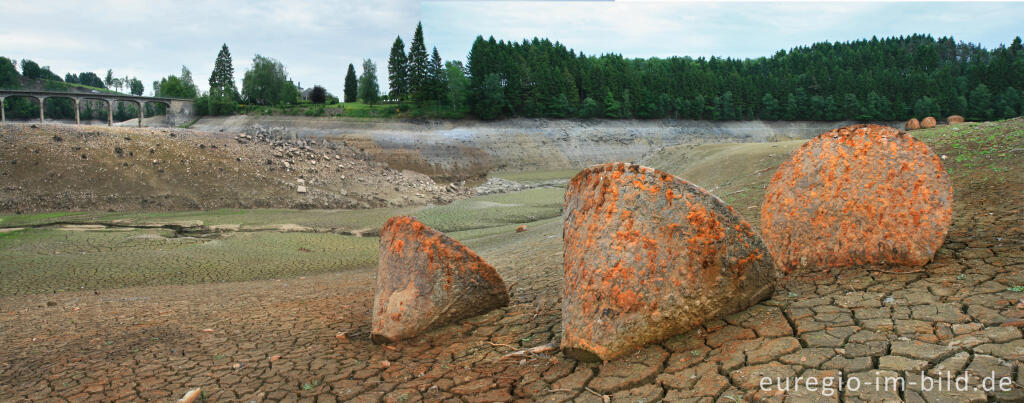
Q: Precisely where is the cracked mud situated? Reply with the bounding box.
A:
[0,119,1021,402]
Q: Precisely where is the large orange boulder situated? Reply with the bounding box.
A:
[761,124,952,273]
[372,216,509,343]
[947,115,965,124]
[921,116,937,128]
[562,163,775,361]
[905,118,920,130]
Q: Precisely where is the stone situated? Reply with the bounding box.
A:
[561,162,775,361]
[921,116,937,128]
[296,185,307,194]
[371,216,509,343]
[947,115,965,124]
[905,118,920,130]
[761,124,953,272]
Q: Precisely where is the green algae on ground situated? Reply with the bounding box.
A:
[0,228,377,296]
[0,187,565,296]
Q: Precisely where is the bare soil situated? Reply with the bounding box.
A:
[0,123,466,213]
[0,119,1021,402]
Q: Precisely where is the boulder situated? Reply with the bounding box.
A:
[905,118,920,130]
[372,216,509,343]
[760,124,952,273]
[562,163,775,361]
[921,116,937,128]
[947,115,965,124]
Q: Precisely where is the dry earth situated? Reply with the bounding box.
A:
[0,119,1022,402]
[0,123,465,213]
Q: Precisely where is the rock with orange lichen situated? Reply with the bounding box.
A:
[561,163,776,362]
[372,216,509,343]
[761,124,952,273]
[921,116,937,128]
[947,115,964,124]
[905,118,920,130]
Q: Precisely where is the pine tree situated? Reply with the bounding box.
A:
[344,64,358,103]
[429,47,446,105]
[407,22,429,103]
[209,44,238,100]
[387,36,408,100]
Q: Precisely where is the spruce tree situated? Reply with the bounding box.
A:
[429,47,446,105]
[209,44,238,100]
[388,36,408,100]
[407,22,429,103]
[344,64,358,103]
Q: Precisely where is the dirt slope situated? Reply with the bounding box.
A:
[192,116,901,177]
[0,119,1021,402]
[0,123,464,213]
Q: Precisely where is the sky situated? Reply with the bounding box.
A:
[2,1,1022,97]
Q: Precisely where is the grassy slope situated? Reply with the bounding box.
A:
[1,118,1020,296]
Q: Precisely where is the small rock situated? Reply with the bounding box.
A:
[296,185,307,194]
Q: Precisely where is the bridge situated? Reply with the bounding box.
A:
[0,90,196,127]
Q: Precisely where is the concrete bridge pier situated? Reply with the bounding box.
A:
[38,96,46,124]
[0,90,193,127]
[106,99,114,126]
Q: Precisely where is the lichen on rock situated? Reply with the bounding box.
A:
[561,162,776,361]
[760,124,953,273]
[372,216,509,343]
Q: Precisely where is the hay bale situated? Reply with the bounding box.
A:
[947,115,965,124]
[905,118,920,130]
[921,116,937,128]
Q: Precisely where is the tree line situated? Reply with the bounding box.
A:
[382,22,471,114]
[1,57,150,121]
[462,34,1024,121]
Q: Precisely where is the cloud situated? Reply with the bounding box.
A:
[0,0,420,95]
[1,1,1021,97]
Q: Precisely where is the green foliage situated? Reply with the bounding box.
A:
[343,64,358,103]
[445,61,469,111]
[20,59,41,79]
[464,34,1024,121]
[357,59,379,106]
[969,84,993,121]
[155,67,199,99]
[241,55,295,106]
[209,43,239,101]
[407,22,429,104]
[475,73,504,120]
[0,57,19,89]
[303,104,324,116]
[77,72,105,88]
[580,97,600,118]
[128,78,144,96]
[388,36,408,100]
[913,96,942,119]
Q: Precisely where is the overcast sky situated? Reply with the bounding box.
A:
[2,1,1022,97]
